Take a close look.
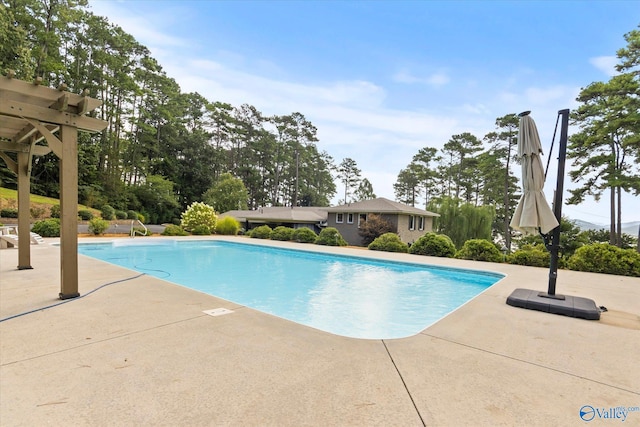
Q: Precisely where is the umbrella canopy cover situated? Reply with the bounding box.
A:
[510,115,559,235]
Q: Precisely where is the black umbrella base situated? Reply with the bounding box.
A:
[506,288,600,320]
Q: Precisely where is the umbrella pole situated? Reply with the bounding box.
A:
[541,109,570,299]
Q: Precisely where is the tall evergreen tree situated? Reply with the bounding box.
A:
[568,74,640,246]
[483,114,519,250]
[441,132,483,202]
[355,178,376,201]
[393,165,421,206]
[337,157,361,204]
[411,146,441,207]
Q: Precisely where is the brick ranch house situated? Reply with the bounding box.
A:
[325,198,439,246]
[221,197,439,247]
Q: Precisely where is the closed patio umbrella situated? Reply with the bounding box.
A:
[510,112,559,235]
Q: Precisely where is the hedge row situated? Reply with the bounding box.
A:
[247,225,347,246]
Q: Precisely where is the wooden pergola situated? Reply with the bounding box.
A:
[0,72,107,299]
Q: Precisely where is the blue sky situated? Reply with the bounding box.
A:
[89,0,640,224]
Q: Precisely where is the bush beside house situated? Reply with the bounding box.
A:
[409,232,456,257]
[368,233,408,253]
[315,227,347,246]
[292,227,317,243]
[456,239,502,262]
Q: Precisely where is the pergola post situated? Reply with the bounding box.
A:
[59,125,79,299]
[16,150,32,269]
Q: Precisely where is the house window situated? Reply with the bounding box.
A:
[336,213,344,223]
[347,213,354,224]
[419,216,425,231]
[409,215,415,230]
[358,213,367,228]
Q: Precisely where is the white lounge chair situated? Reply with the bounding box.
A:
[0,226,46,248]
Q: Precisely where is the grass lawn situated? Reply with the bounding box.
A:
[0,187,98,218]
[1,187,62,205]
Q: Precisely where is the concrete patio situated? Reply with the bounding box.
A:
[1,236,638,426]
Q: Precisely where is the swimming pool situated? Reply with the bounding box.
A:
[78,240,504,339]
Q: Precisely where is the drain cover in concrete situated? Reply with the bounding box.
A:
[203,308,234,317]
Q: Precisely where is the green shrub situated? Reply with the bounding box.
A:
[315,227,347,246]
[271,226,294,241]
[78,209,93,220]
[567,243,640,277]
[31,218,60,237]
[30,206,46,219]
[292,227,317,243]
[180,202,217,231]
[161,224,189,236]
[127,210,138,220]
[409,232,456,257]
[249,225,272,239]
[88,218,110,235]
[115,210,128,220]
[215,216,241,235]
[191,225,211,235]
[100,204,115,220]
[50,204,60,218]
[456,239,503,262]
[508,244,550,267]
[368,232,408,253]
[1,208,18,218]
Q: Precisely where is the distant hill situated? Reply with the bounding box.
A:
[571,219,639,236]
[572,219,604,231]
[622,222,640,237]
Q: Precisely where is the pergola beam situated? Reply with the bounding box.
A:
[0,97,106,132]
[0,141,51,156]
[0,76,102,113]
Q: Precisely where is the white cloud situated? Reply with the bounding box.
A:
[171,59,460,143]
[589,56,618,77]
[524,86,572,105]
[460,103,490,115]
[88,0,189,50]
[392,70,451,87]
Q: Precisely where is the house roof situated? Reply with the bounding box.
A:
[220,198,439,224]
[326,197,439,217]
[220,207,328,223]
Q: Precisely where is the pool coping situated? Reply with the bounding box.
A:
[1,235,639,426]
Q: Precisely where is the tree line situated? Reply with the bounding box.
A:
[1,2,638,247]
[1,1,336,223]
[392,115,521,249]
[391,25,640,247]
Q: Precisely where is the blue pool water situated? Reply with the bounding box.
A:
[78,240,503,339]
